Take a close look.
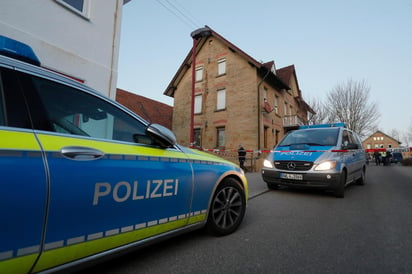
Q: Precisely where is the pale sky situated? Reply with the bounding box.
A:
[117,0,412,140]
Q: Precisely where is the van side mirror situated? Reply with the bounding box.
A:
[342,143,358,150]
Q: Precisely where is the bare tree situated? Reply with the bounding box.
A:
[390,129,401,143]
[306,96,330,125]
[405,117,412,147]
[325,79,380,138]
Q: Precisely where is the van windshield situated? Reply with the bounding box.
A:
[278,128,340,147]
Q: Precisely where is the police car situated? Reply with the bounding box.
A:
[261,123,366,198]
[0,36,248,273]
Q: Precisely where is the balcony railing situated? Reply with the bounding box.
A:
[283,115,306,128]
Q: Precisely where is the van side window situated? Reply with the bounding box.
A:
[342,130,350,147]
[24,74,149,144]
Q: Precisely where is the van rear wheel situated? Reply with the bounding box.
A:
[356,168,366,185]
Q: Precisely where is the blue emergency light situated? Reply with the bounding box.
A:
[299,122,346,129]
[0,35,40,66]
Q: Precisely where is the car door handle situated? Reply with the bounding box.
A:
[60,146,105,161]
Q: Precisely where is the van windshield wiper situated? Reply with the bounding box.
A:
[283,142,326,146]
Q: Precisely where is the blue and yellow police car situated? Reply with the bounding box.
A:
[262,123,366,198]
[0,36,248,273]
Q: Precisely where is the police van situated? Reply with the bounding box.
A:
[261,123,366,198]
[0,36,248,273]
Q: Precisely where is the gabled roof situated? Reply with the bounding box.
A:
[276,64,315,114]
[365,130,402,144]
[116,88,173,130]
[163,25,289,98]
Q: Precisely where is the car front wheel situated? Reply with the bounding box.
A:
[206,178,246,236]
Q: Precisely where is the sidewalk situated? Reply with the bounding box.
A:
[245,172,268,199]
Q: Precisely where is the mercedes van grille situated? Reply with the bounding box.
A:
[274,161,313,171]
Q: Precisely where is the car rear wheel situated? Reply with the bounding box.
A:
[206,178,246,236]
[334,170,346,198]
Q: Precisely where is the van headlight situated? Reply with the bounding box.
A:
[314,161,336,171]
[263,159,274,168]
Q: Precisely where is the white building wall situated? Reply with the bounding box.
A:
[0,0,125,99]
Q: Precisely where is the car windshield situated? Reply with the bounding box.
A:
[278,128,339,147]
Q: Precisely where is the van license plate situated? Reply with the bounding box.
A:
[280,173,303,180]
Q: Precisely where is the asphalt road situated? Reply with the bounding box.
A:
[78,164,412,274]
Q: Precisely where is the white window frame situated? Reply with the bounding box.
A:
[56,0,90,18]
[195,66,203,82]
[217,127,225,147]
[217,59,226,76]
[217,89,226,110]
[274,96,279,114]
[263,87,268,101]
[194,95,202,114]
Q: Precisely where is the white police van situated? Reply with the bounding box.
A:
[261,123,366,198]
[0,35,248,273]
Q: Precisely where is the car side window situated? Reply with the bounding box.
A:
[28,75,149,144]
[0,68,32,129]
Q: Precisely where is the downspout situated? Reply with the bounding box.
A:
[257,68,270,151]
[108,0,121,99]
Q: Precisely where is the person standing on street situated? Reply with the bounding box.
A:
[238,145,247,172]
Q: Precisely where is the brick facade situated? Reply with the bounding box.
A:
[164,26,313,169]
[362,130,401,150]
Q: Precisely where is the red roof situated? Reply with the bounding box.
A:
[116,88,173,130]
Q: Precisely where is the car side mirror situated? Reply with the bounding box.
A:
[145,124,177,148]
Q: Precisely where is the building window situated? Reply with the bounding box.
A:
[195,66,203,82]
[284,102,288,116]
[217,127,225,148]
[274,96,279,114]
[56,0,89,17]
[367,144,371,149]
[194,95,202,114]
[217,59,226,76]
[217,89,226,110]
[263,87,268,101]
[264,126,269,148]
[194,128,202,148]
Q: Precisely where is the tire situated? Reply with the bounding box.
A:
[356,167,366,185]
[334,170,346,198]
[267,182,279,190]
[206,178,246,236]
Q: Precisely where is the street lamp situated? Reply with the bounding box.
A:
[189,27,211,148]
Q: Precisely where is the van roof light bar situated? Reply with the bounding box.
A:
[299,122,346,129]
[0,35,41,66]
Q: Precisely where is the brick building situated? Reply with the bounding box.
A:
[362,130,401,150]
[164,26,313,169]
